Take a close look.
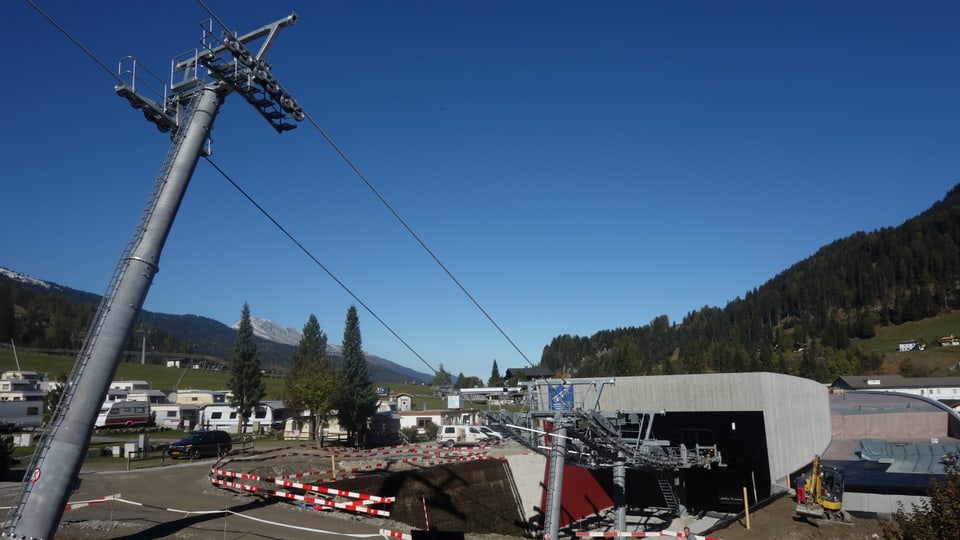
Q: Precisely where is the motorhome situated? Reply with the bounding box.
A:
[94,400,152,428]
[0,401,42,432]
[200,401,289,434]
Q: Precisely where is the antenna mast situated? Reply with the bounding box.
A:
[2,13,301,539]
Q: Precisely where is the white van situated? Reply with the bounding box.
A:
[436,424,490,447]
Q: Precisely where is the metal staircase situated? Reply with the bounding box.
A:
[655,469,681,514]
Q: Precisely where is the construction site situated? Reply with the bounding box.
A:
[5,5,957,539]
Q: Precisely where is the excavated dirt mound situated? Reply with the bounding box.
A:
[333,458,527,537]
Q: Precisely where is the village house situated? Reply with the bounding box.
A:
[831,374,960,403]
[897,341,925,352]
[939,335,960,347]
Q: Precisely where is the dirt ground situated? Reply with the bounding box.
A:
[708,497,889,540]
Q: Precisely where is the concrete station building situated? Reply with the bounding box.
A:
[501,371,960,532]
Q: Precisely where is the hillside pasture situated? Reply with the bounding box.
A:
[855,310,960,375]
[0,349,285,397]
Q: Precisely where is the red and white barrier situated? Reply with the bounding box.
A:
[380,529,412,540]
[63,493,121,511]
[210,477,391,517]
[575,531,721,539]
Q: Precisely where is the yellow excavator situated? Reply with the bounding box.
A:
[795,455,851,522]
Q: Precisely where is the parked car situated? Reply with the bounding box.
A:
[168,430,232,459]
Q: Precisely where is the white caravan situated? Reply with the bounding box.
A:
[0,401,43,432]
[199,401,289,434]
[94,400,152,428]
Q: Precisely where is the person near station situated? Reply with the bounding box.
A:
[683,526,698,539]
[795,472,807,504]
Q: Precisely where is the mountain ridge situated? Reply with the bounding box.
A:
[0,267,432,384]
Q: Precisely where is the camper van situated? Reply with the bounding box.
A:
[200,401,289,434]
[436,424,491,447]
[95,400,152,428]
[0,401,42,432]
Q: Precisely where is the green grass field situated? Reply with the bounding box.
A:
[0,349,483,412]
[859,310,960,352]
[853,310,960,375]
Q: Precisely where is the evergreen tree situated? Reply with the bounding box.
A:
[488,359,502,387]
[228,303,265,434]
[0,284,14,342]
[335,306,379,444]
[284,314,337,444]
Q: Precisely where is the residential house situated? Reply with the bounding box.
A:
[831,375,960,401]
[0,371,47,402]
[939,335,960,347]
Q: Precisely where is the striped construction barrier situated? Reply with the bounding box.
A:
[63,493,121,512]
[575,531,721,539]
[272,488,391,517]
[210,477,391,517]
[208,442,500,521]
[380,528,412,539]
[276,480,397,503]
[211,452,494,484]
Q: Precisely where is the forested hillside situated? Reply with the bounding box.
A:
[0,274,428,382]
[0,275,293,368]
[541,184,960,381]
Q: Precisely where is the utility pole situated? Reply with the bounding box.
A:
[2,13,301,539]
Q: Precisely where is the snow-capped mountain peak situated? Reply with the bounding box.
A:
[234,317,303,346]
[0,267,53,290]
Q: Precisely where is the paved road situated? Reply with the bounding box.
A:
[0,454,400,539]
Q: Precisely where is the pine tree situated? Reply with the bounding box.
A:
[335,306,379,444]
[284,314,337,444]
[0,284,14,342]
[228,303,265,434]
[488,359,502,387]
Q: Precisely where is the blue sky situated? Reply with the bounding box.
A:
[3,1,958,381]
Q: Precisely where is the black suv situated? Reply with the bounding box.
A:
[168,430,232,459]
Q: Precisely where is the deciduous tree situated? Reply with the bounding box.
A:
[285,314,337,444]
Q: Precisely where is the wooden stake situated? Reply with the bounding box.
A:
[743,486,751,529]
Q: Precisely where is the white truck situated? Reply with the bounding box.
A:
[436,424,493,447]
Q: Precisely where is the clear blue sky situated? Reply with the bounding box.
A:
[3,1,958,380]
